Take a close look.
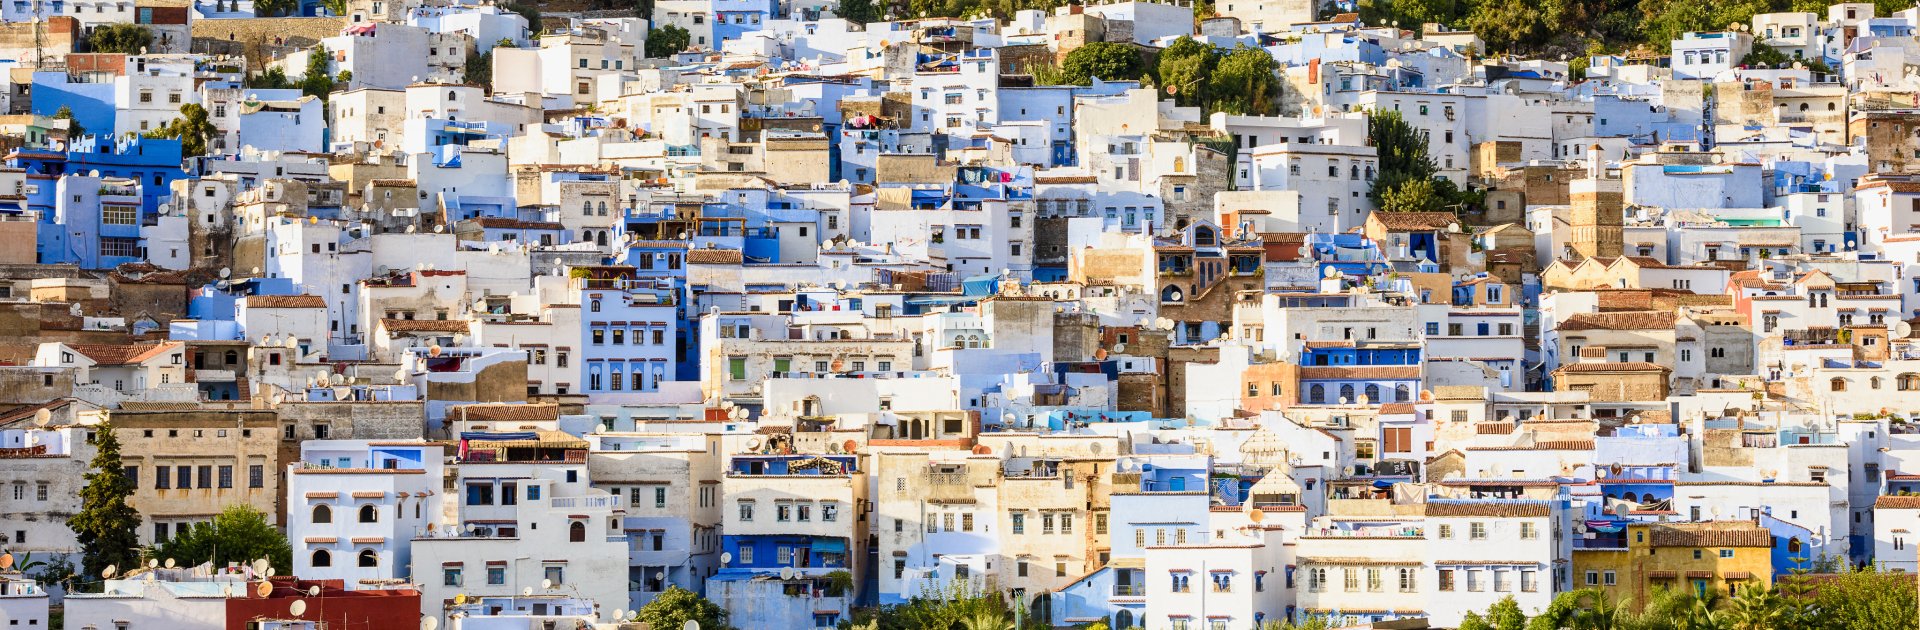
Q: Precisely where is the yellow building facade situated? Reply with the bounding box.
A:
[1572,521,1773,608]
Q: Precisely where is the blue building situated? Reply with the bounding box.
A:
[577,266,679,397]
[1296,342,1422,405]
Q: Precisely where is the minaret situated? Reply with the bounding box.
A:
[1569,143,1624,260]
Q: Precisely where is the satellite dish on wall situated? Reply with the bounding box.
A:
[289,600,307,617]
[256,581,273,598]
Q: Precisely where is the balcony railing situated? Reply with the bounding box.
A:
[551,494,620,508]
[1111,585,1144,597]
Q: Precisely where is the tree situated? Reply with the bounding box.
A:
[152,505,292,574]
[647,24,692,58]
[1639,0,1713,52]
[300,45,335,100]
[465,49,493,86]
[1466,0,1553,53]
[319,0,346,15]
[87,23,151,54]
[1719,583,1786,630]
[1059,42,1145,86]
[957,610,1013,630]
[144,103,219,158]
[54,105,84,143]
[67,423,142,591]
[1485,596,1528,630]
[1366,108,1441,209]
[635,586,730,630]
[252,0,296,16]
[1809,566,1919,630]
[250,66,297,90]
[1457,611,1492,630]
[1378,174,1447,213]
[1208,45,1281,116]
[836,0,886,24]
[1157,37,1218,108]
[1741,42,1789,68]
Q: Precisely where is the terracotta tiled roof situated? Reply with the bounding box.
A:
[380,319,469,333]
[1557,311,1676,331]
[1556,361,1668,373]
[1875,495,1920,510]
[1647,522,1772,548]
[687,249,744,264]
[243,295,326,308]
[454,403,559,422]
[1371,211,1459,231]
[1423,501,1551,518]
[1034,176,1097,184]
[69,342,180,365]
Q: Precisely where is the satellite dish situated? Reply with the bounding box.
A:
[256,581,273,598]
[1612,503,1631,517]
[0,553,12,570]
[684,621,701,630]
[429,345,443,358]
[522,587,534,596]
[102,564,117,579]
[843,439,858,453]
[434,224,445,233]
[541,578,553,590]
[780,567,796,580]
[251,267,262,275]
[720,552,733,565]
[147,559,158,569]
[164,557,175,569]
[218,267,232,278]
[308,585,321,597]
[1324,267,1340,278]
[289,600,307,617]
[394,369,408,381]
[1897,320,1914,337]
[422,617,440,630]
[453,593,468,605]
[33,409,50,427]
[406,225,418,233]
[1357,394,1369,405]
[1249,509,1264,523]
[285,336,300,349]
[266,567,276,577]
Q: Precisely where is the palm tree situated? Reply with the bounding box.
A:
[1552,588,1636,630]
[1718,583,1786,630]
[956,609,1014,630]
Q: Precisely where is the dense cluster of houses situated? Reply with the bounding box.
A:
[2,0,1920,628]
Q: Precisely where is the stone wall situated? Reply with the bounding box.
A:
[190,17,348,70]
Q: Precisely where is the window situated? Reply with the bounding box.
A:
[738,500,754,521]
[1170,572,1191,592]
[357,549,379,567]
[1439,568,1456,591]
[443,567,463,586]
[312,549,332,567]
[1399,568,1417,592]
[1604,570,1617,585]
[313,504,332,523]
[1520,522,1537,539]
[217,466,232,489]
[487,566,506,585]
[1470,522,1487,540]
[249,465,263,488]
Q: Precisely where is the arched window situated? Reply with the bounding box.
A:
[1161,285,1183,302]
[581,228,593,242]
[1338,384,1356,403]
[224,350,238,364]
[581,201,591,215]
[596,231,609,247]
[967,335,982,348]
[357,549,378,567]
[1363,384,1381,403]
[1193,226,1216,246]
[358,504,378,523]
[1395,384,1411,402]
[311,549,332,567]
[1309,384,1326,404]
[447,90,456,101]
[1831,377,1848,392]
[1115,610,1135,629]
[1872,377,1884,390]
[569,521,587,542]
[312,504,332,524]
[1789,537,1803,553]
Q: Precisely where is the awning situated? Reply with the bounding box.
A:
[811,538,848,554]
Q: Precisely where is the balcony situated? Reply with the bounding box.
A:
[1111,585,1144,597]
[551,494,620,509]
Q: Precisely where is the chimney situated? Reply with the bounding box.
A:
[1586,143,1603,178]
